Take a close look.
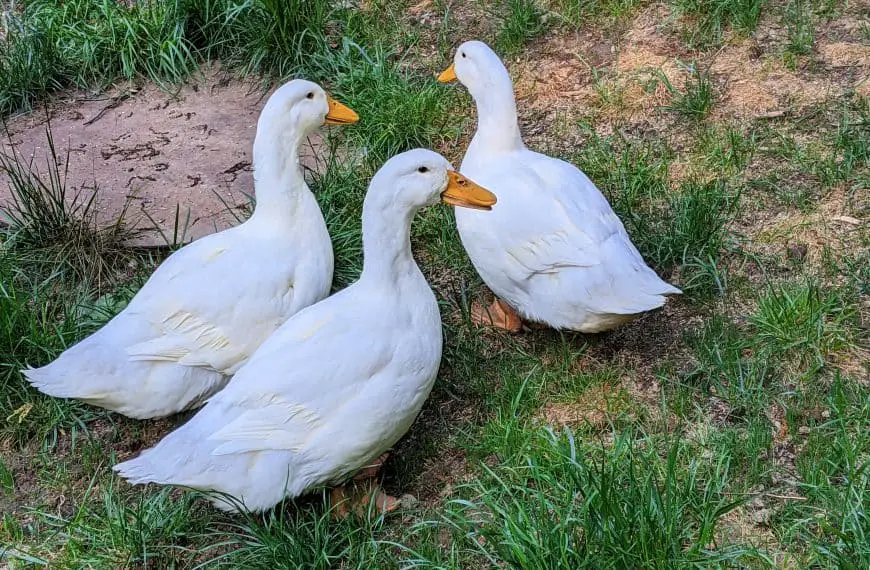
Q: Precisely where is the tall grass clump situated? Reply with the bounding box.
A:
[0,0,198,115]
[672,0,767,49]
[0,247,101,444]
[655,178,737,296]
[0,127,138,289]
[661,63,715,120]
[404,429,759,568]
[750,282,858,376]
[0,0,336,116]
[198,498,388,568]
[37,486,211,568]
[192,0,332,78]
[0,16,65,116]
[783,0,816,59]
[496,0,547,57]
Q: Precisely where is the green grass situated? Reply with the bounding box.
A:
[661,62,716,121]
[685,316,775,419]
[783,0,816,60]
[0,126,139,289]
[750,282,858,376]
[778,378,870,568]
[495,0,548,57]
[0,0,408,117]
[198,0,331,78]
[0,0,199,115]
[304,43,465,287]
[2,0,870,568]
[0,247,109,445]
[405,429,760,568]
[555,0,643,25]
[699,125,756,175]
[36,486,210,567]
[201,500,392,568]
[672,0,767,49]
[747,99,869,208]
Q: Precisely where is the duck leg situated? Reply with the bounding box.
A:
[330,453,400,520]
[471,298,523,332]
[353,452,390,481]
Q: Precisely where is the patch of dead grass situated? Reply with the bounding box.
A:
[710,43,832,120]
[537,380,628,430]
[819,42,870,68]
[511,32,614,115]
[749,185,868,272]
[833,345,870,385]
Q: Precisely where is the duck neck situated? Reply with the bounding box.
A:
[249,125,308,223]
[359,194,420,288]
[468,67,524,155]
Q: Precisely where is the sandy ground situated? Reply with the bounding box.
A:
[0,69,327,246]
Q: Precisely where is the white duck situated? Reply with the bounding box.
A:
[24,80,358,419]
[438,40,681,333]
[113,149,497,514]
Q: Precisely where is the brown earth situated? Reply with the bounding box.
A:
[0,68,329,246]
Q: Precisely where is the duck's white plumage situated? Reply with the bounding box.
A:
[114,149,496,512]
[23,79,350,418]
[445,41,681,333]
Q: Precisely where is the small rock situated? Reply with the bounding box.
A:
[484,454,501,467]
[798,426,810,435]
[748,496,765,509]
[399,494,418,507]
[748,40,763,60]
[752,508,772,525]
[786,243,808,263]
[832,215,861,226]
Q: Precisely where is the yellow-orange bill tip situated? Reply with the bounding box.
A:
[441,171,497,210]
[437,63,457,83]
[325,95,359,125]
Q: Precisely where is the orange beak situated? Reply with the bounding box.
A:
[441,171,497,210]
[437,63,457,83]
[325,95,359,125]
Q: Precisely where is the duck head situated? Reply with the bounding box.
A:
[437,41,513,100]
[369,149,497,212]
[258,79,358,139]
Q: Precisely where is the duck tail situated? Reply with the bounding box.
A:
[658,282,682,297]
[114,447,186,486]
[114,420,208,487]
[22,363,80,399]
[113,453,160,485]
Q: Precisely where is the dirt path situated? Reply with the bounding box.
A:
[0,68,326,246]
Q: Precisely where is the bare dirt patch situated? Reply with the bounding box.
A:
[748,185,869,271]
[538,380,629,430]
[710,42,834,120]
[0,68,328,246]
[819,42,870,68]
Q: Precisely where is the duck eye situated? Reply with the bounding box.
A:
[418,166,429,173]
[306,92,314,99]
[461,52,466,58]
